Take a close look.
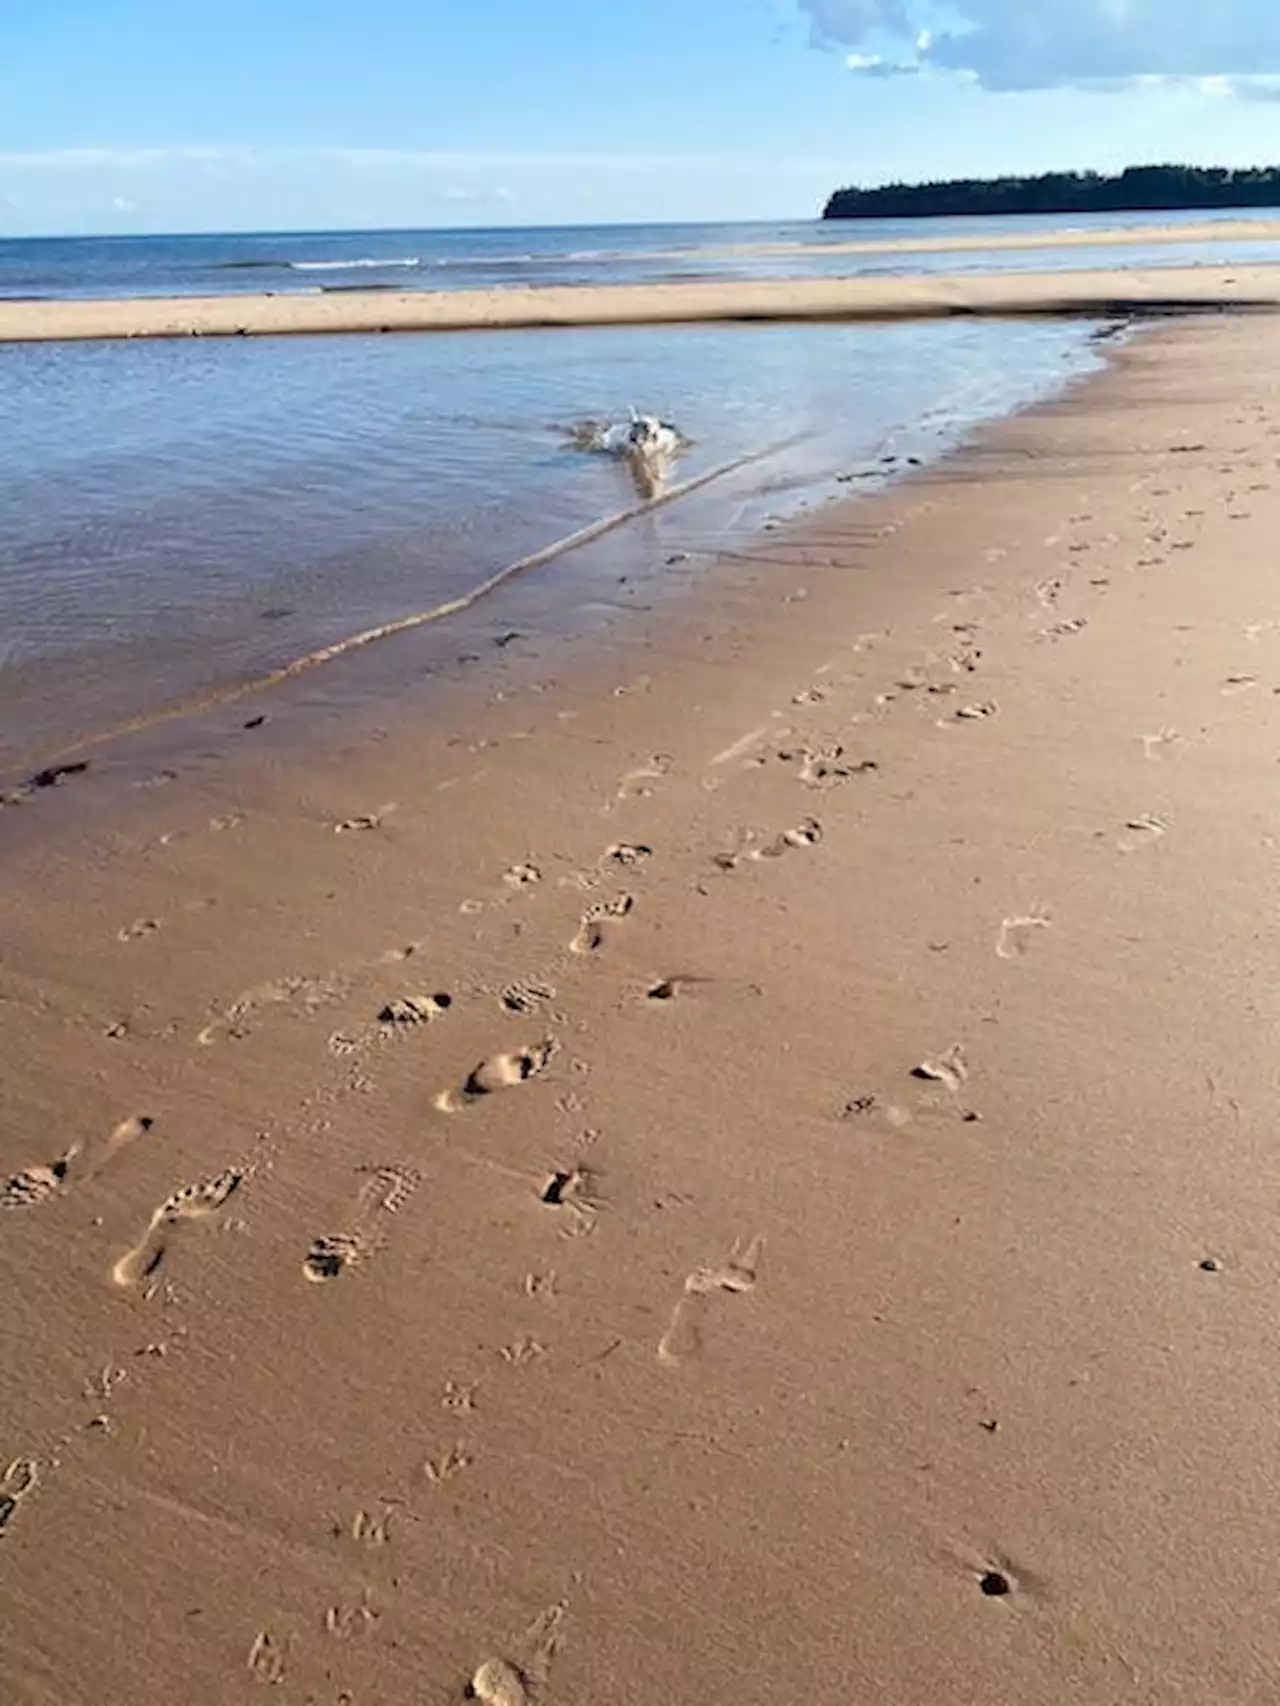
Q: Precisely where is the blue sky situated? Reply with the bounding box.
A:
[3,0,1280,234]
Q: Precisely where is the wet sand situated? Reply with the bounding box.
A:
[739,214,1280,257]
[5,315,1280,1703]
[3,260,1280,341]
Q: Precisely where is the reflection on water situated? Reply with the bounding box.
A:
[0,316,1106,761]
[565,413,690,501]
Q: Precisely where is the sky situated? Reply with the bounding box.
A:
[3,0,1280,235]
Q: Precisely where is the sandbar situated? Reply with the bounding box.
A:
[3,261,1280,342]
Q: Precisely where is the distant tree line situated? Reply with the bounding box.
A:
[823,165,1280,220]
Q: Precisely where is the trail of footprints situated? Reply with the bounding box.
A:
[21,509,1206,1666]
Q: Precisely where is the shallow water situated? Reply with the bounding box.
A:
[0,315,1107,765]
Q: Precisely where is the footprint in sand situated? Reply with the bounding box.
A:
[499,979,557,1016]
[996,906,1052,961]
[1039,618,1088,642]
[502,862,541,890]
[420,1444,472,1487]
[612,754,672,805]
[912,1045,968,1093]
[499,1336,547,1367]
[334,803,397,833]
[778,746,878,790]
[645,974,713,1003]
[540,1165,602,1237]
[570,895,634,955]
[112,1166,245,1288]
[377,992,452,1029]
[303,1163,421,1283]
[198,971,349,1046]
[0,1459,39,1539]
[753,819,824,861]
[117,918,160,943]
[659,1236,764,1364]
[945,1541,1049,1604]
[1221,674,1258,697]
[2,1116,153,1211]
[1141,728,1181,761]
[1119,813,1168,854]
[602,841,652,869]
[943,700,999,728]
[246,1631,289,1686]
[469,1604,567,1706]
[839,1093,914,1132]
[435,1040,559,1113]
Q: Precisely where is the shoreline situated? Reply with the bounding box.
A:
[2,260,1279,341]
[737,214,1280,256]
[7,314,1280,1700]
[0,316,1109,778]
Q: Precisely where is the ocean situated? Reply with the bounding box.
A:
[3,210,1279,299]
[2,213,1273,770]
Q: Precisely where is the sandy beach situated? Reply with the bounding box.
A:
[6,312,1280,1703]
[4,260,1280,342]
[724,215,1280,257]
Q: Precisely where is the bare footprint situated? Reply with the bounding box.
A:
[198,971,348,1046]
[570,895,634,955]
[996,906,1052,961]
[659,1235,764,1364]
[436,1040,559,1112]
[112,1167,245,1288]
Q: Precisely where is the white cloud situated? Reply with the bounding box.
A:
[800,0,1280,93]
